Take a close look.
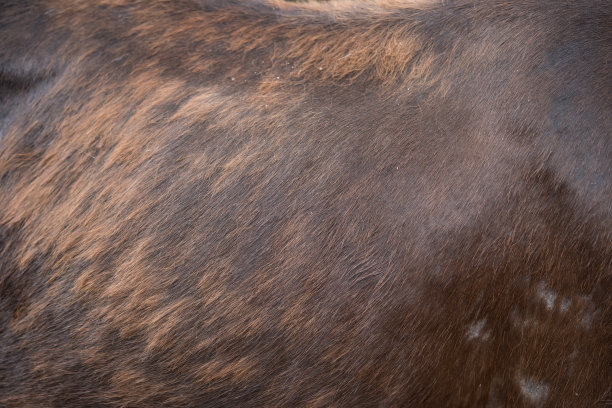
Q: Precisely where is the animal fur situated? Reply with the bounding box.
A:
[0,0,610,406]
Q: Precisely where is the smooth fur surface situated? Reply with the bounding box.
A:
[0,0,611,406]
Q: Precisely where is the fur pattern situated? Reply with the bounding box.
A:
[0,0,610,406]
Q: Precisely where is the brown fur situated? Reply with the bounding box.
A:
[0,0,611,406]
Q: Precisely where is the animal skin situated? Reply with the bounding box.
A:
[0,0,610,406]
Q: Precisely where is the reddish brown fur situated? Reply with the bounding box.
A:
[0,0,611,406]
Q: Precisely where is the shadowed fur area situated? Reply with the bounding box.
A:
[0,0,611,406]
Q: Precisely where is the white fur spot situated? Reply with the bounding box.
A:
[578,295,596,329]
[466,318,490,341]
[536,282,556,310]
[510,308,535,328]
[560,298,571,312]
[517,374,549,407]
